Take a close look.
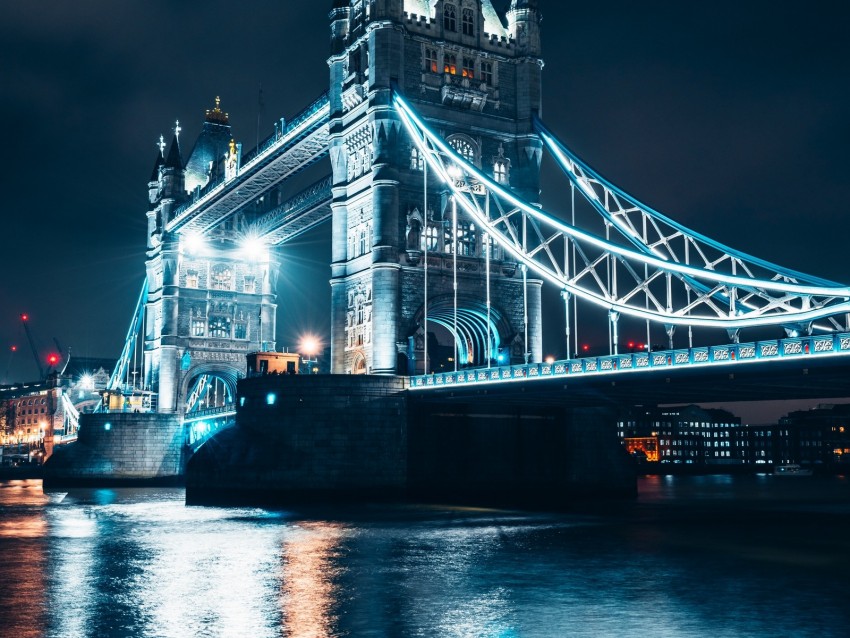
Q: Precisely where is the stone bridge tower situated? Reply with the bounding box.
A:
[328,0,543,374]
[144,104,279,413]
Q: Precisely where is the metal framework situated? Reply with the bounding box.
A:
[165,93,331,235]
[394,93,850,334]
[254,175,333,245]
[107,278,148,392]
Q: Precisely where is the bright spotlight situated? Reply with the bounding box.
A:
[545,356,555,364]
[182,232,206,255]
[79,374,94,390]
[240,234,267,261]
[299,335,321,357]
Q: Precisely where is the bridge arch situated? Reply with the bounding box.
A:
[412,297,508,372]
[180,365,240,415]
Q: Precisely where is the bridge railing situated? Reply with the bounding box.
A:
[410,332,850,389]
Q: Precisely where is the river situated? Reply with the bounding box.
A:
[0,475,848,637]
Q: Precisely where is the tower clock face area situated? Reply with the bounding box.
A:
[328,0,543,375]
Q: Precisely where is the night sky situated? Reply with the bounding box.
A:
[1,1,848,422]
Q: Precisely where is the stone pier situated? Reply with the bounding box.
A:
[43,413,184,486]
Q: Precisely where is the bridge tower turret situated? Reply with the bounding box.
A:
[328,0,543,375]
[143,110,279,414]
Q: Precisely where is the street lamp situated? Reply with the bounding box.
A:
[299,335,321,374]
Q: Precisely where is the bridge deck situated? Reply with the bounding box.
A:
[411,333,850,406]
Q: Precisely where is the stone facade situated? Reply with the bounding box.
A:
[145,124,279,414]
[329,0,543,375]
[43,413,184,484]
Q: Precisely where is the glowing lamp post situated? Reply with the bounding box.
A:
[299,335,321,374]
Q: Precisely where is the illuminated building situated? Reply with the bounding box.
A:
[748,403,850,468]
[618,405,743,465]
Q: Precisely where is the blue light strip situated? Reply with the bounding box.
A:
[410,332,850,390]
[392,93,850,328]
[535,118,841,288]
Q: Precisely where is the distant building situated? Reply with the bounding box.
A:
[618,404,743,465]
[0,356,113,463]
[747,403,850,468]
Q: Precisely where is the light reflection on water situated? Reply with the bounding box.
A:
[0,477,848,637]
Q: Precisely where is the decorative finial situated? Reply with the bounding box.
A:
[174,120,182,140]
[205,96,229,124]
[157,134,166,156]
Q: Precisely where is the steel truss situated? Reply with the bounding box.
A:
[165,93,331,235]
[394,93,850,332]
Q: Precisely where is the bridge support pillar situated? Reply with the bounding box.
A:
[408,401,636,508]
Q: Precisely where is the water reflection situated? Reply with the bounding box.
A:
[0,478,847,637]
[280,522,347,637]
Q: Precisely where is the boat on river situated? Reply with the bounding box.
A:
[773,464,813,476]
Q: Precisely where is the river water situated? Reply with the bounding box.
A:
[0,475,848,637]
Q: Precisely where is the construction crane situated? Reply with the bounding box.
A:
[19,314,64,381]
[20,314,44,380]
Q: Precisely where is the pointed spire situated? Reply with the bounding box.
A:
[150,135,166,181]
[165,132,183,170]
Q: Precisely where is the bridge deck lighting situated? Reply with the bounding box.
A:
[266,392,276,406]
[104,422,111,431]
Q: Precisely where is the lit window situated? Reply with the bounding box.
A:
[192,320,205,337]
[449,137,476,163]
[410,146,424,171]
[210,265,233,291]
[425,48,438,73]
[243,276,256,294]
[481,61,493,85]
[358,227,368,255]
[444,53,457,75]
[425,225,439,251]
[208,317,231,338]
[462,8,474,36]
[494,161,507,184]
[186,270,199,289]
[444,4,456,31]
[462,57,474,79]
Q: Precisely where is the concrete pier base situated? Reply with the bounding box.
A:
[186,375,636,508]
[43,413,185,487]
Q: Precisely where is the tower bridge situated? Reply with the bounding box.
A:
[44,1,850,502]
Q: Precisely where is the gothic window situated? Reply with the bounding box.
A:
[481,61,494,85]
[192,319,205,337]
[462,57,475,79]
[244,276,256,294]
[457,221,476,256]
[424,48,438,73]
[449,137,476,164]
[186,270,199,289]
[483,233,501,260]
[425,224,439,251]
[210,264,233,291]
[462,8,474,36]
[444,53,457,75]
[444,4,456,31]
[358,227,368,255]
[234,322,247,339]
[208,316,231,338]
[494,161,507,184]
[349,232,356,257]
[410,146,424,171]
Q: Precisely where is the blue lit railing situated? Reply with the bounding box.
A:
[410,332,850,389]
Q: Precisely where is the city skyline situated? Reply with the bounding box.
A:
[1,1,848,423]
